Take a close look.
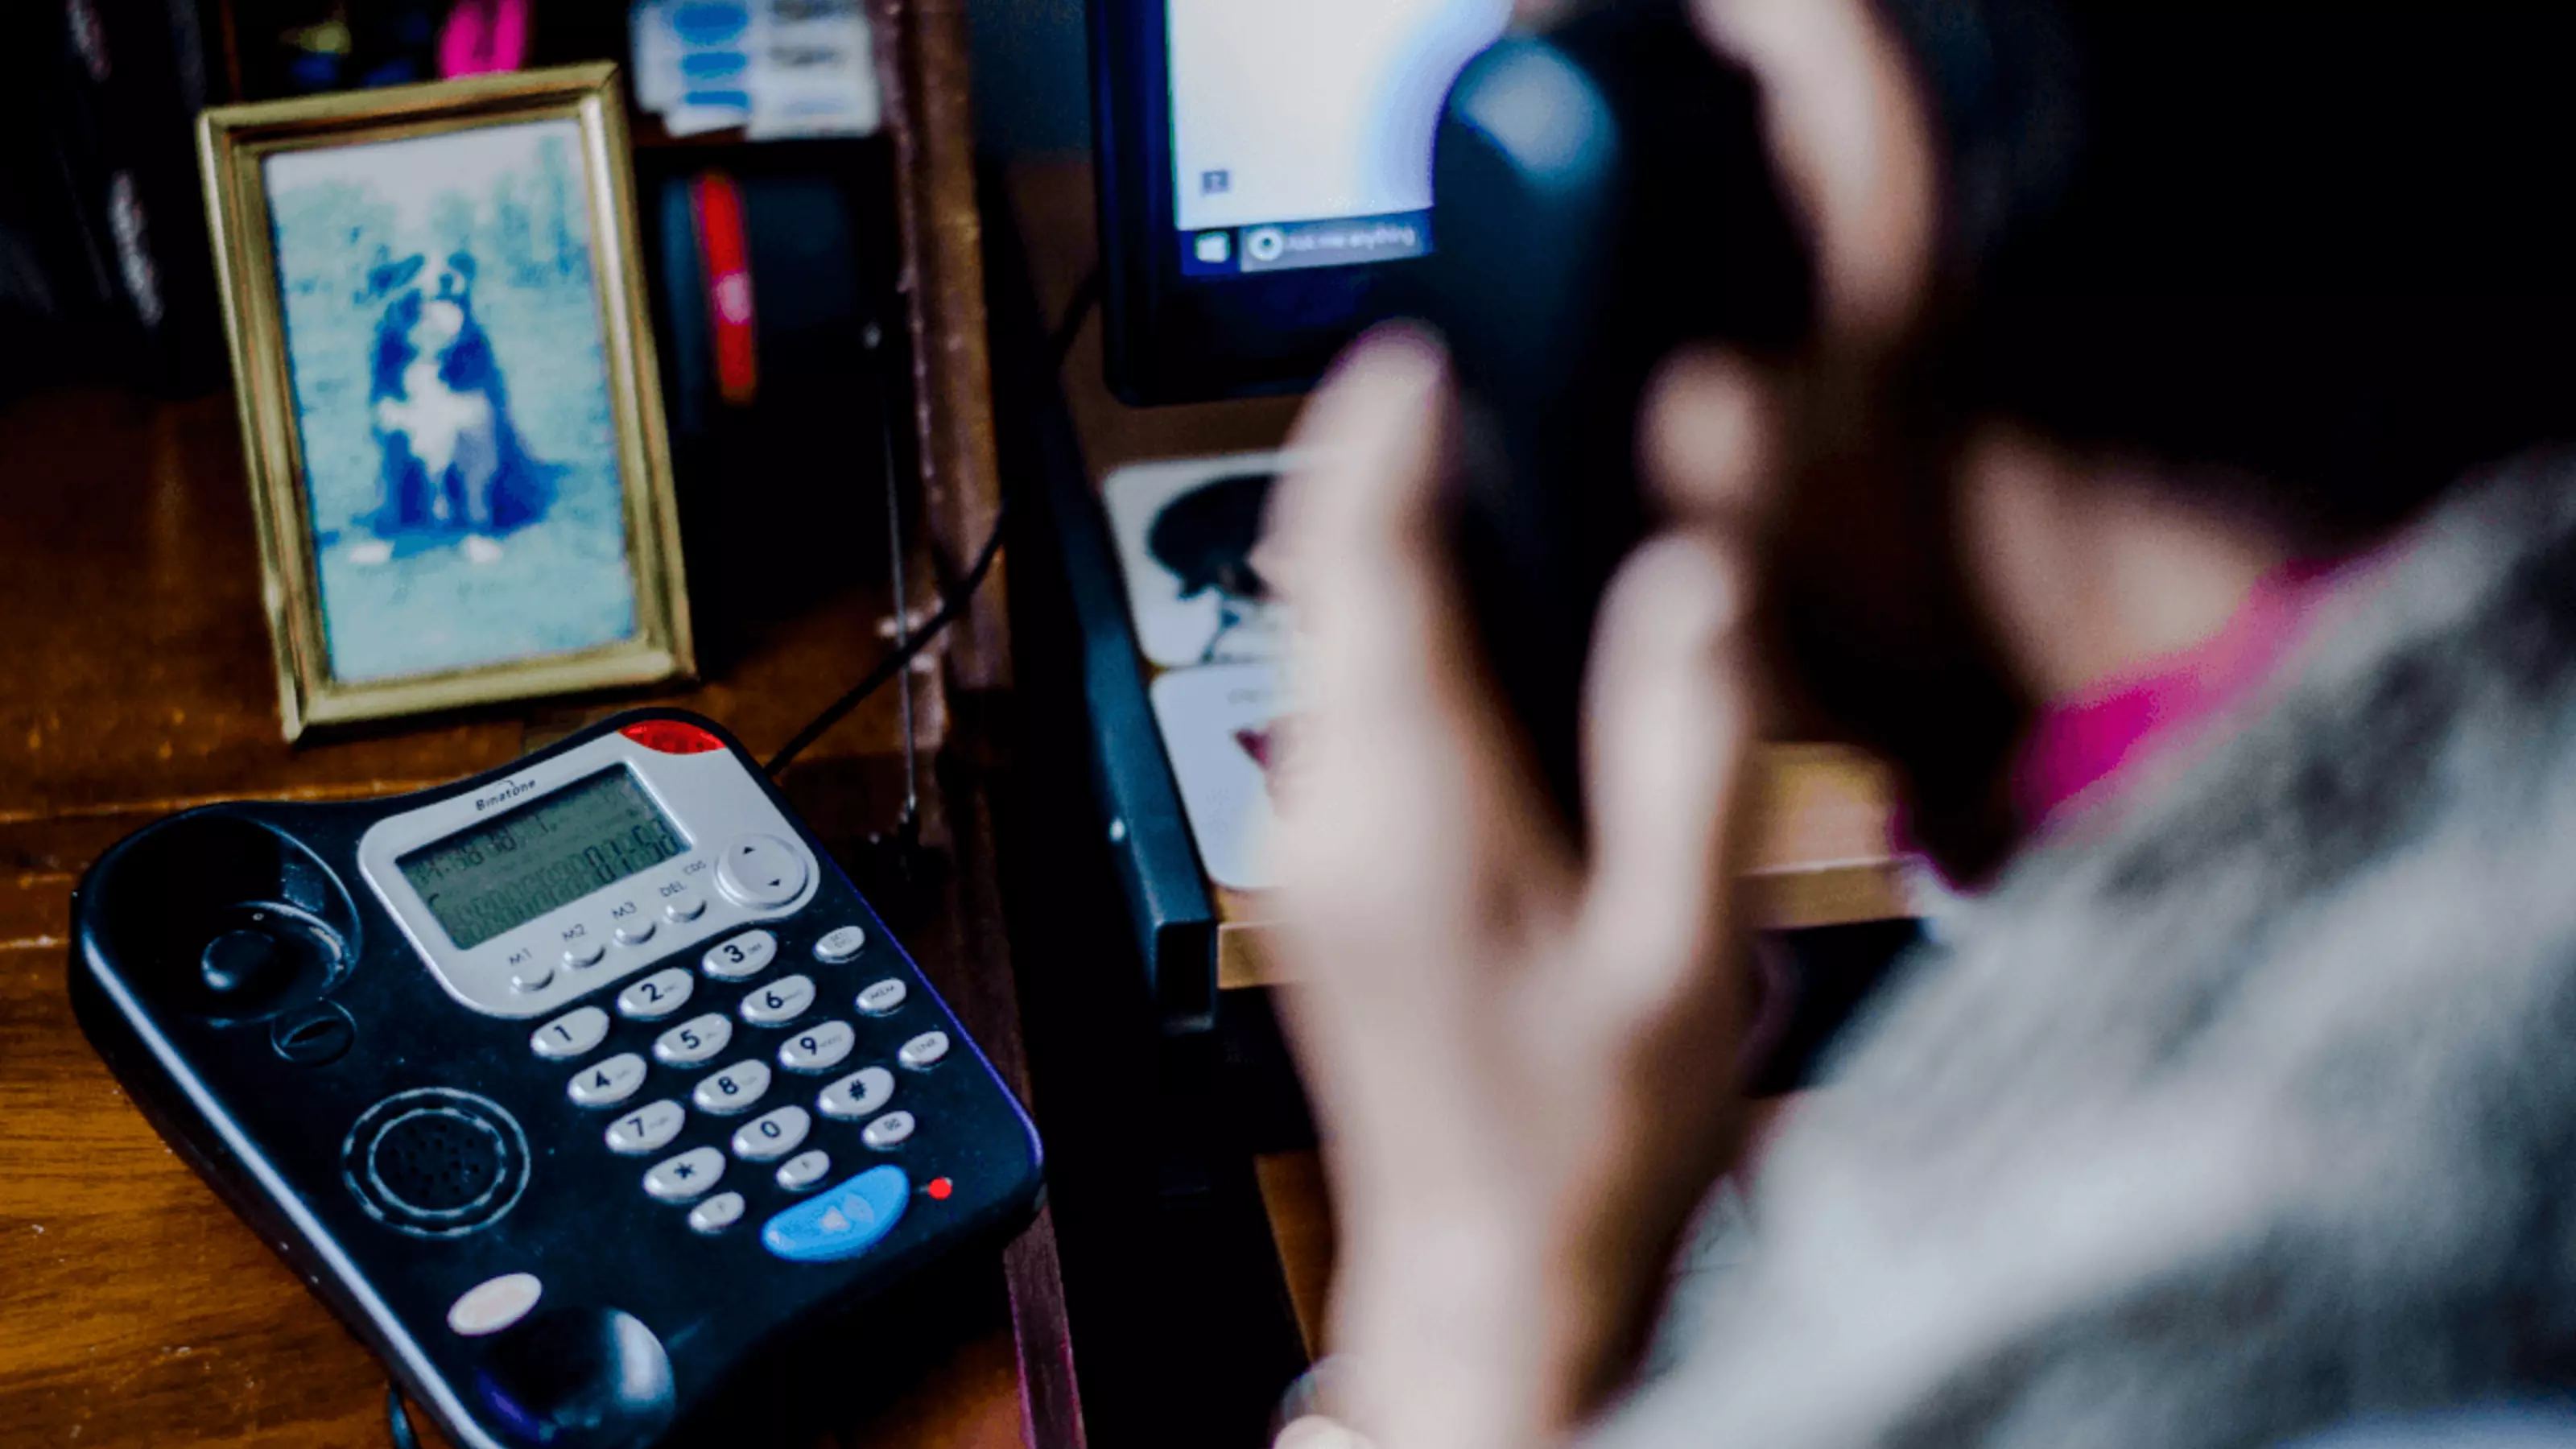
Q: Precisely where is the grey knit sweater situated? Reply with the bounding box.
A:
[1604,462,2576,1448]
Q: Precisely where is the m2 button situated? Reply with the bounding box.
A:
[761,1165,910,1263]
[716,836,808,910]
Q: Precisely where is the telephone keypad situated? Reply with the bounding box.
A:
[741,974,816,1026]
[688,1191,746,1234]
[606,1099,687,1155]
[531,1006,610,1060]
[568,1052,648,1108]
[693,1059,773,1116]
[897,1030,949,1070]
[653,1013,733,1068]
[564,916,938,1230]
[617,968,695,1021]
[732,1105,811,1162]
[776,1150,832,1192]
[778,1020,856,1075]
[701,930,775,981]
[644,1146,726,1203]
[818,1066,894,1121]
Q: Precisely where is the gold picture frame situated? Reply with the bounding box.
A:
[199,64,693,741]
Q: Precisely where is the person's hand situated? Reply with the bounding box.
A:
[1265,330,1781,1449]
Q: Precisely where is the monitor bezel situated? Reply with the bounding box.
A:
[1088,0,1430,405]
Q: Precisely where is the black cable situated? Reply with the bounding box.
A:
[762,266,1102,780]
[386,1382,420,1449]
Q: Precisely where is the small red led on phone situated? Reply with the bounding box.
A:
[926,1177,953,1201]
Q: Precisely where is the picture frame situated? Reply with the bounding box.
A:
[199,64,693,741]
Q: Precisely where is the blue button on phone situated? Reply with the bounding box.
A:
[761,1165,910,1262]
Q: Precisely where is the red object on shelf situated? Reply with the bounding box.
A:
[691,172,760,407]
[620,720,727,755]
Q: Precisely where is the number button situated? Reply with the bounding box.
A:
[617,967,695,1021]
[643,1146,727,1203]
[855,979,907,1017]
[530,1006,610,1060]
[813,926,867,964]
[778,1020,856,1075]
[652,1013,734,1068]
[731,1105,811,1162]
[689,1191,746,1234]
[818,1066,895,1121]
[568,1052,648,1108]
[740,974,817,1026]
[692,1059,773,1116]
[861,1111,916,1150]
[776,1150,832,1191]
[605,1099,687,1155]
[701,930,776,982]
[898,1030,950,1070]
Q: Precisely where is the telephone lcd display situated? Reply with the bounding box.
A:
[399,767,687,948]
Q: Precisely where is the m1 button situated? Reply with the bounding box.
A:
[716,836,807,909]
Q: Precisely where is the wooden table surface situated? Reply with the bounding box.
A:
[0,386,1037,1447]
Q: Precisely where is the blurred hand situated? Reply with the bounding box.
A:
[1265,3,1938,1446]
[1267,330,1781,1449]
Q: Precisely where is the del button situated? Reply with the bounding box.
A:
[716,836,807,909]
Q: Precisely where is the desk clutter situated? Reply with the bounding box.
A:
[68,711,1041,1449]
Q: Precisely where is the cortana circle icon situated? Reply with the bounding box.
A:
[1245,227,1288,264]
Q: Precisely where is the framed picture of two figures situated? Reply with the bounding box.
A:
[199,64,693,739]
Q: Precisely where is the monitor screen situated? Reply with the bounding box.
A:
[1165,0,1510,279]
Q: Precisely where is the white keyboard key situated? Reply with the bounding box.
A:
[855,979,907,1017]
[818,1066,895,1121]
[898,1030,950,1070]
[530,1006,609,1060]
[740,973,817,1026]
[688,1191,746,1234]
[731,1105,811,1162]
[775,1150,832,1192]
[605,1100,687,1156]
[702,929,776,981]
[813,925,867,963]
[617,967,694,1021]
[691,1059,772,1116]
[652,1013,733,1068]
[778,1020,856,1075]
[567,1052,648,1108]
[642,1146,726,1202]
[861,1110,916,1150]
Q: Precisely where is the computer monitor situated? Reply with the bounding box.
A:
[1089,0,1511,404]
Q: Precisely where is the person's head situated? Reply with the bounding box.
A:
[1645,0,2576,878]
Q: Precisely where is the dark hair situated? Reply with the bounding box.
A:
[1893,1,2576,541]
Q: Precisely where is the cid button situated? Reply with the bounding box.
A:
[716,835,808,909]
[761,1165,910,1263]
